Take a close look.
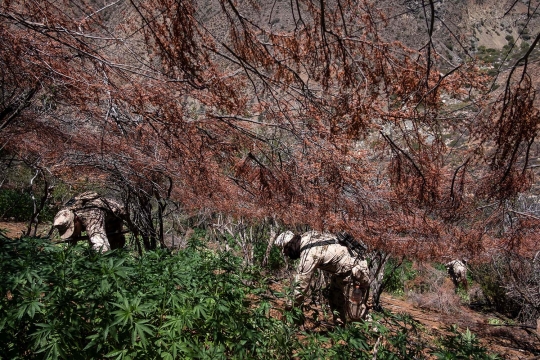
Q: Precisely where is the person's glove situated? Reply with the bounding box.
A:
[351,261,370,287]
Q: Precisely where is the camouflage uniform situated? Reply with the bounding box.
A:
[277,230,370,324]
[445,259,468,289]
[53,192,127,252]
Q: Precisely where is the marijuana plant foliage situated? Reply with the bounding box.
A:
[1,0,539,257]
[0,237,499,359]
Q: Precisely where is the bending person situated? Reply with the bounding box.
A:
[275,230,370,325]
[445,258,468,290]
[53,191,127,252]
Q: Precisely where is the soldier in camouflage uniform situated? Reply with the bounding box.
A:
[53,191,127,252]
[275,230,370,325]
[445,259,468,290]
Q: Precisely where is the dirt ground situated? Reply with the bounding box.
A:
[380,294,540,359]
[2,221,539,358]
[0,221,52,238]
[267,286,540,358]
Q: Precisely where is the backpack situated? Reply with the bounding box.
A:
[65,191,100,209]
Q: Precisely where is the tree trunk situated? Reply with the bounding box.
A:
[135,194,157,250]
[262,224,277,267]
[156,198,167,248]
[25,169,52,237]
[369,251,390,312]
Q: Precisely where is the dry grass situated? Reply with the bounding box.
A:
[408,280,463,314]
[405,263,464,314]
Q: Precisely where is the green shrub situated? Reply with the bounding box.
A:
[254,240,284,269]
[431,325,500,359]
[0,238,499,359]
[0,188,58,223]
[295,313,424,359]
[470,262,520,316]
[383,258,416,295]
[0,189,34,221]
[0,238,299,359]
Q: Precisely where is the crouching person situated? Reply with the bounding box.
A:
[53,191,127,252]
[275,230,370,325]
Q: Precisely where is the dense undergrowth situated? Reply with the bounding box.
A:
[0,189,57,222]
[0,237,498,359]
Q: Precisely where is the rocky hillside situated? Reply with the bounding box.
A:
[381,0,539,49]
[192,0,540,71]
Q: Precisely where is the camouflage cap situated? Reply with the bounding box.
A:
[275,231,295,248]
[53,209,75,239]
